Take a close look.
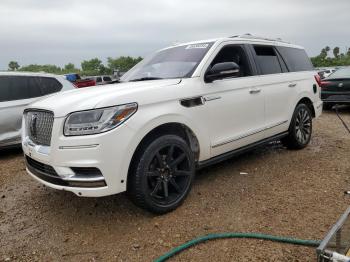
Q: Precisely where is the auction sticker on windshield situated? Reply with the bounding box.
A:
[185,43,210,49]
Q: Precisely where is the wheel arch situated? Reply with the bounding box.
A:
[296,97,315,118]
[125,116,210,190]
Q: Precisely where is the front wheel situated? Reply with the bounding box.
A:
[128,135,195,214]
[282,104,313,150]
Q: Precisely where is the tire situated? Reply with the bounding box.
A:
[128,135,195,214]
[282,103,313,150]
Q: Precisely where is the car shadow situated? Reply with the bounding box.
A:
[31,140,285,227]
[0,146,22,160]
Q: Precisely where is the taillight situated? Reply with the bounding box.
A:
[320,81,331,87]
[314,75,322,86]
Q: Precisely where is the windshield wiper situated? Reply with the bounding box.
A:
[129,77,164,82]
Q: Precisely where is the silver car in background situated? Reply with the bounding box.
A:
[0,72,75,148]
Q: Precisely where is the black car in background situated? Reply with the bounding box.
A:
[321,67,350,109]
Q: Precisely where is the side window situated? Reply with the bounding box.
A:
[253,46,282,75]
[37,77,63,95]
[0,76,12,102]
[0,76,63,102]
[210,45,252,77]
[96,77,102,83]
[0,76,32,102]
[276,47,314,72]
[103,76,112,81]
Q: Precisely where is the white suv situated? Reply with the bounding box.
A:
[22,35,322,213]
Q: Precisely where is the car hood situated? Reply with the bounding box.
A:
[28,79,181,117]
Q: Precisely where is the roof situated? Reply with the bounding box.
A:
[0,71,59,77]
[165,34,304,50]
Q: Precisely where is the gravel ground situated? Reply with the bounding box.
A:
[1,108,350,262]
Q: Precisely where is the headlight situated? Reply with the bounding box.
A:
[64,103,137,136]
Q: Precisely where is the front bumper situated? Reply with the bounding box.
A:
[22,117,137,197]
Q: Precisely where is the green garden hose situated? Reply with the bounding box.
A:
[154,232,321,262]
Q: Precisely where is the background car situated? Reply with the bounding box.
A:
[65,73,96,88]
[0,72,75,148]
[321,67,350,109]
[318,68,337,79]
[90,75,114,85]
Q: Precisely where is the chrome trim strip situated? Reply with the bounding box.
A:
[62,175,105,182]
[212,120,288,148]
[59,144,99,150]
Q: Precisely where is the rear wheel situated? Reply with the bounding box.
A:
[282,104,312,150]
[128,135,195,214]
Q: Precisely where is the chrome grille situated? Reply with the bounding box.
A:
[26,110,54,146]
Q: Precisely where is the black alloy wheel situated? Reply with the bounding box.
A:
[128,135,195,214]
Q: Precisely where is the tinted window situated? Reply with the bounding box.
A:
[210,45,252,77]
[38,77,63,95]
[103,76,112,81]
[276,47,313,72]
[253,46,282,75]
[0,76,62,102]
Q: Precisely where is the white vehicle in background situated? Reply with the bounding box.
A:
[0,72,75,148]
[90,75,114,85]
[318,68,337,79]
[22,35,322,213]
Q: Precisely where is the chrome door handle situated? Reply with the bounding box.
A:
[249,88,261,94]
[288,83,297,88]
[203,96,221,102]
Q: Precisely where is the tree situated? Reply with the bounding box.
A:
[8,61,20,71]
[81,58,103,75]
[64,63,76,71]
[333,47,340,58]
[107,56,143,72]
[19,64,62,74]
[320,48,328,59]
[347,48,350,56]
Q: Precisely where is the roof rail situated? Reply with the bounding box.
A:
[230,33,289,43]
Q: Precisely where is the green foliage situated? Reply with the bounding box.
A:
[11,56,143,76]
[8,61,20,71]
[63,63,80,74]
[311,46,350,67]
[19,64,63,74]
[81,58,104,76]
[107,56,142,72]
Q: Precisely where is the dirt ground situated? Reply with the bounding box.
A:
[1,108,350,262]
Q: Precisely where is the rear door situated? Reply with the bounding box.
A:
[248,45,299,138]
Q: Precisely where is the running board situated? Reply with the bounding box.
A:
[197,132,288,170]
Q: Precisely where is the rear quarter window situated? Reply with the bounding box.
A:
[276,46,314,72]
[37,77,63,95]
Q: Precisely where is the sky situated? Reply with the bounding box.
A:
[1,0,350,70]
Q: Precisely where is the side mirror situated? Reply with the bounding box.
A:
[205,62,240,83]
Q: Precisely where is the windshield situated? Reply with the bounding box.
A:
[121,42,214,82]
[328,67,350,79]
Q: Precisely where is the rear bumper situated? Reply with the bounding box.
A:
[321,92,350,104]
[314,100,323,118]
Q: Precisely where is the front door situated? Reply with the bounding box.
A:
[201,44,265,157]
